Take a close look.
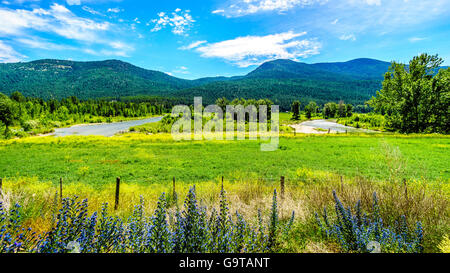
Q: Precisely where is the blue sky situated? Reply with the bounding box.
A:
[0,0,449,79]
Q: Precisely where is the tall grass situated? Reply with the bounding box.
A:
[0,171,447,253]
[0,186,295,253]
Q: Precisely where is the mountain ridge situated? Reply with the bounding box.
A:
[1,57,446,109]
[1,57,392,83]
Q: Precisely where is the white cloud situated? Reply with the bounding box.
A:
[66,0,81,5]
[172,66,190,75]
[339,34,356,41]
[0,4,134,59]
[329,0,450,34]
[16,37,76,50]
[331,18,338,24]
[84,48,130,57]
[409,37,426,43]
[0,4,110,42]
[109,41,134,51]
[193,31,321,67]
[107,8,122,13]
[0,40,25,62]
[365,0,381,6]
[179,40,207,50]
[150,9,195,35]
[82,6,105,16]
[214,0,325,17]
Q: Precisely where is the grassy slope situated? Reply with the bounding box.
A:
[1,134,448,188]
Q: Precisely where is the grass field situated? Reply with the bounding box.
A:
[0,133,448,252]
[1,134,448,187]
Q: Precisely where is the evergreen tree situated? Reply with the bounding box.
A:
[291,101,301,120]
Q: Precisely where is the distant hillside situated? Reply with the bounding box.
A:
[0,59,196,99]
[174,77,380,110]
[246,58,391,80]
[312,58,392,79]
[175,58,388,109]
[0,57,413,109]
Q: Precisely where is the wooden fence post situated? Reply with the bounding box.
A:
[403,178,408,201]
[173,176,176,199]
[328,128,331,134]
[280,176,285,201]
[0,178,2,195]
[221,176,224,190]
[114,177,120,211]
[59,178,63,201]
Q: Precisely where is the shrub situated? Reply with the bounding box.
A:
[22,120,40,132]
[316,191,424,253]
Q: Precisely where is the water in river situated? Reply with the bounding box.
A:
[294,119,377,134]
[53,116,163,137]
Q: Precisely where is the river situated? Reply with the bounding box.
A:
[290,119,378,134]
[53,116,163,137]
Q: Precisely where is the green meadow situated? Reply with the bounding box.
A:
[0,133,449,253]
[1,133,448,187]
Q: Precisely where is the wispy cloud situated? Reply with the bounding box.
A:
[171,65,190,75]
[339,34,356,41]
[192,31,321,67]
[0,40,25,62]
[365,0,381,6]
[83,47,130,57]
[213,0,325,17]
[66,0,81,5]
[107,8,122,13]
[82,6,105,17]
[408,37,426,43]
[150,9,194,35]
[16,37,76,50]
[211,9,225,14]
[0,4,110,42]
[0,3,134,62]
[328,0,450,35]
[109,41,134,51]
[179,40,207,50]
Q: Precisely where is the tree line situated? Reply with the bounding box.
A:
[0,92,172,136]
[291,100,353,120]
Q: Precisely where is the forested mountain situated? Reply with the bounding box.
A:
[175,58,387,109]
[0,59,195,99]
[2,57,441,109]
[173,78,379,110]
[311,58,392,79]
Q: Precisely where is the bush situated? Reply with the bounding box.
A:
[316,191,424,253]
[22,120,41,132]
